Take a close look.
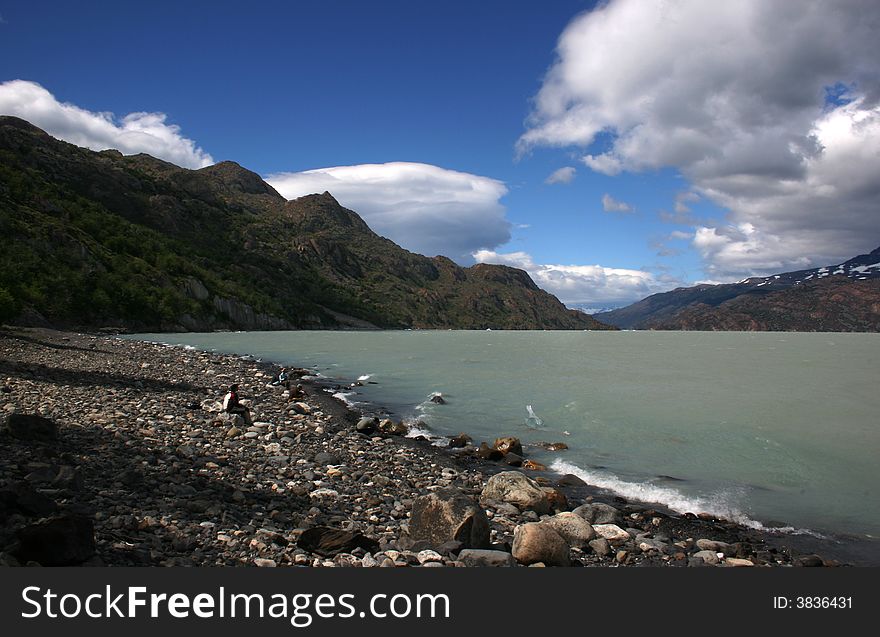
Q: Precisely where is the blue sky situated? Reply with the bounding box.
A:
[2,0,879,308]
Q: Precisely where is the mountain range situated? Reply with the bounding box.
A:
[0,116,609,332]
[595,248,880,331]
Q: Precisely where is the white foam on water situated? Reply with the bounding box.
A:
[403,417,449,446]
[415,391,444,413]
[547,458,823,538]
[331,391,358,406]
[551,458,755,524]
[357,374,372,382]
[525,404,545,429]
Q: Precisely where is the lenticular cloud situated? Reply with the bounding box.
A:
[267,162,511,264]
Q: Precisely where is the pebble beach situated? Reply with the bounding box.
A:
[0,327,847,568]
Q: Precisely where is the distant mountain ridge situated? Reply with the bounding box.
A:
[595,248,880,331]
[0,116,611,332]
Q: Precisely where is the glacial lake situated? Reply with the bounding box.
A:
[131,330,880,561]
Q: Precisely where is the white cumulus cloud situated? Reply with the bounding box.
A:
[545,166,576,184]
[519,0,880,278]
[473,249,664,305]
[0,80,213,168]
[601,193,633,213]
[267,162,511,263]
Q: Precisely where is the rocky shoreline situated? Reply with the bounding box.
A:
[0,327,849,568]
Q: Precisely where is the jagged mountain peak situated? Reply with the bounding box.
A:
[284,192,374,234]
[197,161,282,197]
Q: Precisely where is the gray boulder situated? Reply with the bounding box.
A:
[512,523,570,566]
[216,412,245,428]
[572,502,622,525]
[356,417,378,434]
[542,512,596,548]
[695,539,733,554]
[481,471,550,514]
[410,488,490,549]
[588,538,611,557]
[457,549,517,567]
[693,549,721,565]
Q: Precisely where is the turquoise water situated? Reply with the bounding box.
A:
[131,330,880,544]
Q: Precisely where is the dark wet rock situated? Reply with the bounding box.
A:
[119,469,144,487]
[297,527,380,557]
[378,419,408,436]
[1,413,57,442]
[475,443,503,461]
[429,395,446,404]
[409,488,490,549]
[0,483,58,519]
[512,523,570,567]
[557,474,587,488]
[52,465,84,491]
[503,452,523,466]
[457,549,517,567]
[481,471,550,514]
[16,515,95,565]
[493,437,523,456]
[314,452,341,465]
[447,433,472,448]
[536,442,569,451]
[794,554,825,567]
[24,465,56,484]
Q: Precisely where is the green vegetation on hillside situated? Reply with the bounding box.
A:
[0,116,611,332]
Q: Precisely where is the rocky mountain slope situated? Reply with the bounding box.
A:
[0,116,610,332]
[595,248,880,331]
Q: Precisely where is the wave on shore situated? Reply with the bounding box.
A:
[550,459,824,537]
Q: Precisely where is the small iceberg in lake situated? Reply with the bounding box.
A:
[525,404,545,429]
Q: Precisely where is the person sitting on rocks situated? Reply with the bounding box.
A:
[222,383,253,426]
[270,367,290,389]
[289,383,306,400]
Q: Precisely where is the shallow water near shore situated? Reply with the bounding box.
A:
[130,330,880,559]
